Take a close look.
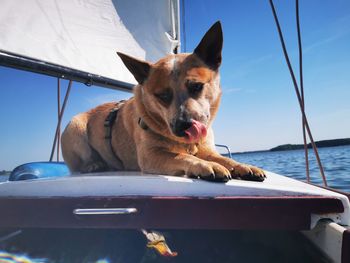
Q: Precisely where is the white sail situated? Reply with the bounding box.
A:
[0,0,180,86]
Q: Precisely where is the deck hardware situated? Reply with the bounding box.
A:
[73,208,137,215]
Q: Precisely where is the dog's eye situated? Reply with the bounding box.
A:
[155,90,173,104]
[187,82,204,95]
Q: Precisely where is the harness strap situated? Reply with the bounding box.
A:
[104,101,125,169]
[138,117,149,130]
[104,101,153,169]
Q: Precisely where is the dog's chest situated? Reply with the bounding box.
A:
[185,144,198,156]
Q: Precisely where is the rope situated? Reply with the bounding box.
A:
[57,78,61,162]
[296,0,310,182]
[49,80,72,162]
[269,0,328,186]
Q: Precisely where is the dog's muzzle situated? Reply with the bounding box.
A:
[172,118,193,137]
[171,118,207,143]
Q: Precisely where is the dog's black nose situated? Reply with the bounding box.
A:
[172,118,192,137]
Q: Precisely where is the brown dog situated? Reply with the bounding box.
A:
[61,21,266,182]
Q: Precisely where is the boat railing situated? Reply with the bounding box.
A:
[215,144,232,159]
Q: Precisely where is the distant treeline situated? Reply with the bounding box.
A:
[270,138,350,152]
[0,170,10,175]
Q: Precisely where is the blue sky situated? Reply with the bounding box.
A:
[1,0,350,170]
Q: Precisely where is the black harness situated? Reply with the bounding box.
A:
[104,101,125,169]
[104,101,149,169]
[137,117,149,131]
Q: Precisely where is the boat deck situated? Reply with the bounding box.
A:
[0,171,349,230]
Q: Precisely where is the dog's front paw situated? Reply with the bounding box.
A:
[231,163,266,182]
[186,161,232,182]
[81,161,108,173]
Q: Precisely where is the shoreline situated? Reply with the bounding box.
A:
[232,138,350,155]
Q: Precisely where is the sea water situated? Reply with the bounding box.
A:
[231,145,350,192]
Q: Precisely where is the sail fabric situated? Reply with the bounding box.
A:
[0,0,179,85]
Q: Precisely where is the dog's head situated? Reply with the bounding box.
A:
[117,21,223,144]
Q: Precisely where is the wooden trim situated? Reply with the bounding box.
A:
[0,196,343,230]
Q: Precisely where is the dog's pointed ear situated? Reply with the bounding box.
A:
[117,52,151,84]
[193,21,223,70]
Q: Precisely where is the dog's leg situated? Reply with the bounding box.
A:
[61,115,108,173]
[196,146,266,181]
[138,149,231,182]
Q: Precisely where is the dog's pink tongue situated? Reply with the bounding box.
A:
[184,120,207,143]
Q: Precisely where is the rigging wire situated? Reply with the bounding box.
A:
[49,80,72,162]
[181,0,187,52]
[57,78,61,162]
[296,0,310,182]
[269,0,328,186]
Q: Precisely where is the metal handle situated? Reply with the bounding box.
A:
[215,144,232,159]
[73,208,137,215]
